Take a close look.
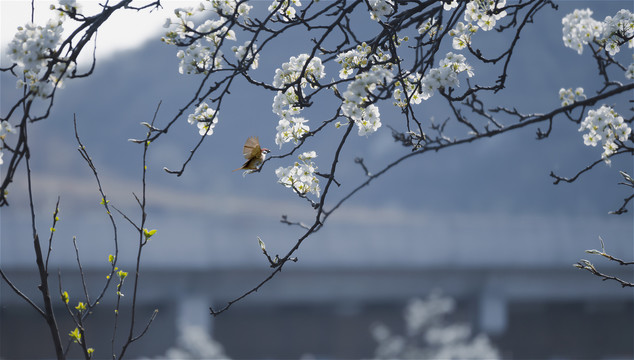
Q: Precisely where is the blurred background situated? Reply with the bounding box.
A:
[1,1,632,359]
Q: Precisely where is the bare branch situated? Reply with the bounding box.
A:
[575,237,634,287]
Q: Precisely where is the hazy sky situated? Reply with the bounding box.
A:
[1,1,195,63]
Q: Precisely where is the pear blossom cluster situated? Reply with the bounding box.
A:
[232,41,259,69]
[275,117,309,147]
[601,9,634,56]
[273,87,305,147]
[334,43,394,137]
[275,151,321,197]
[6,0,77,98]
[446,0,506,50]
[335,43,372,80]
[393,52,473,106]
[562,9,634,56]
[578,105,631,165]
[398,3,484,110]
[558,87,586,107]
[560,10,634,165]
[0,121,16,139]
[341,67,393,136]
[8,20,63,73]
[336,41,417,136]
[187,102,219,136]
[349,104,382,137]
[464,0,507,31]
[272,54,325,89]
[0,121,17,165]
[166,17,236,74]
[334,41,401,136]
[561,9,604,55]
[448,21,478,50]
[208,0,253,18]
[268,0,302,20]
[368,0,395,21]
[393,72,424,108]
[272,54,325,147]
[441,0,458,11]
[162,1,252,74]
[272,88,301,119]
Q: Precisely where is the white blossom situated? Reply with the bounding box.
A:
[276,151,321,197]
[579,105,631,165]
[340,66,393,136]
[272,54,325,89]
[464,0,507,32]
[441,0,458,11]
[393,72,424,107]
[562,9,603,55]
[187,102,219,136]
[401,52,474,102]
[232,41,259,69]
[210,0,252,18]
[271,54,325,148]
[272,88,301,118]
[268,0,302,20]
[558,87,586,107]
[177,44,221,74]
[449,21,478,50]
[602,9,634,56]
[275,117,309,147]
[335,43,371,80]
[6,6,73,98]
[562,8,634,56]
[368,0,394,21]
[163,4,250,74]
[334,39,397,140]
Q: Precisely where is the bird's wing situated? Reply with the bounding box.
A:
[242,136,262,159]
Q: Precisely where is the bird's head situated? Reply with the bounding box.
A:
[261,148,271,154]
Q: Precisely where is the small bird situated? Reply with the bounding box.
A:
[233,136,270,173]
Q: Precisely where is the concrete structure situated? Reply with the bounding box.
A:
[2,264,632,359]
